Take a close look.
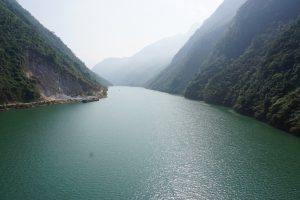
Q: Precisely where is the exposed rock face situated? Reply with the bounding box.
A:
[0,0,108,106]
[24,51,106,100]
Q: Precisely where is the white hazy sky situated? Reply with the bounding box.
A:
[18,0,223,68]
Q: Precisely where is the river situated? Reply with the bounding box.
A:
[0,86,299,199]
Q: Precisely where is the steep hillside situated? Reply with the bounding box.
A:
[93,34,189,87]
[148,0,247,94]
[185,0,300,134]
[0,0,108,104]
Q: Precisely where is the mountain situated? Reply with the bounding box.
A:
[92,57,130,85]
[93,34,190,87]
[0,0,109,105]
[185,0,300,134]
[148,0,247,94]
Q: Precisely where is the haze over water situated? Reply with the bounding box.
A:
[0,87,299,199]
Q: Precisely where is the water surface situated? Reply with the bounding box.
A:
[0,87,299,199]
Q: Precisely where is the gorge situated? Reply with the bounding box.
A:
[1,0,300,199]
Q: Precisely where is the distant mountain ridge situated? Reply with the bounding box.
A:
[0,0,109,104]
[93,32,193,87]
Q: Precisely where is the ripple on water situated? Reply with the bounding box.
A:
[0,87,300,200]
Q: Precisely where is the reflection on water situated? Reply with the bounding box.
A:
[0,87,299,200]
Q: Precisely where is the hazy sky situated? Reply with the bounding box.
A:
[18,0,223,68]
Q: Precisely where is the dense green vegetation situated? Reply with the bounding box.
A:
[0,0,108,104]
[185,0,300,134]
[148,0,247,94]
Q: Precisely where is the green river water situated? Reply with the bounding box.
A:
[0,86,299,200]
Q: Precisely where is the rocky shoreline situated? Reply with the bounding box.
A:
[0,96,103,111]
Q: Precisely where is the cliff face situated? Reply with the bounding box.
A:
[0,0,108,104]
[24,51,106,100]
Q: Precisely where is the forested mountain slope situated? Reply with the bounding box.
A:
[185,0,300,134]
[0,0,109,104]
[148,0,247,94]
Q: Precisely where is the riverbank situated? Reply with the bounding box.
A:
[184,94,299,136]
[0,96,103,111]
